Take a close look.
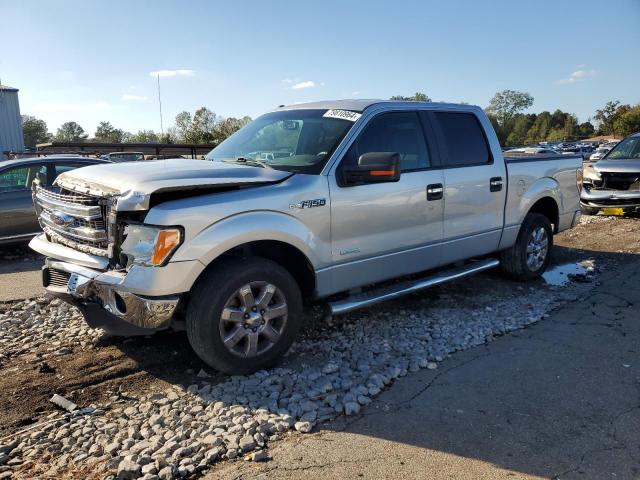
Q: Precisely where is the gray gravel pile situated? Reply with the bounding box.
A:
[0,298,100,362]
[579,214,618,225]
[0,272,596,479]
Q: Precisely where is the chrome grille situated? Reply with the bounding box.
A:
[46,268,71,288]
[33,185,110,256]
[601,173,640,191]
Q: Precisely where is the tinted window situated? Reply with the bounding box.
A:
[0,165,46,192]
[435,112,490,166]
[344,112,430,171]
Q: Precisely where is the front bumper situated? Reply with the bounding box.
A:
[43,259,180,333]
[580,187,640,210]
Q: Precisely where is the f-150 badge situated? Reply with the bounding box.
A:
[289,198,326,210]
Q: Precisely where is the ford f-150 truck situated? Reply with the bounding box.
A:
[29,100,583,374]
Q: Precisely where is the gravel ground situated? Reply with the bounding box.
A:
[0,215,636,479]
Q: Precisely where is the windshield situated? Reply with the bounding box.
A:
[206,109,356,173]
[109,153,144,162]
[604,136,640,160]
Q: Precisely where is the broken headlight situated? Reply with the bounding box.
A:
[120,224,182,267]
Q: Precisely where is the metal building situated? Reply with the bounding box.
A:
[0,85,25,159]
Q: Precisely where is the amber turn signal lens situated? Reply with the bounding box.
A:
[370,169,396,176]
[151,229,181,265]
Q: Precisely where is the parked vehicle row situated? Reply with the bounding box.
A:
[506,140,620,161]
[28,100,583,375]
[0,155,109,244]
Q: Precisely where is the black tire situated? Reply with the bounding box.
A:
[500,213,553,281]
[186,257,303,375]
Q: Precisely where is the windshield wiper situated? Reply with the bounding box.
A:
[224,157,272,169]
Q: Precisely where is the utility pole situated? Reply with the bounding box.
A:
[157,74,164,137]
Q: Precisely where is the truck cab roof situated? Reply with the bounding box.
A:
[276,99,481,113]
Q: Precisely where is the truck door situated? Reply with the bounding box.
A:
[429,111,507,264]
[324,110,444,294]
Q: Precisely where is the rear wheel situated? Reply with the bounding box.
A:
[186,257,303,375]
[500,213,553,281]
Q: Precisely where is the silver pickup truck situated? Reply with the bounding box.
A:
[29,100,583,374]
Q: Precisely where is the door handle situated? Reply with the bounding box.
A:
[490,177,503,192]
[427,183,443,201]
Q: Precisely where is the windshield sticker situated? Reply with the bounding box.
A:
[323,109,362,122]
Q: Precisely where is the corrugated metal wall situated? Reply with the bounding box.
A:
[0,88,25,160]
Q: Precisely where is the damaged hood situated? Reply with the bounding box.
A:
[593,159,640,174]
[55,159,292,210]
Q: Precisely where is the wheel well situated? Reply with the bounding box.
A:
[529,197,559,232]
[205,240,316,300]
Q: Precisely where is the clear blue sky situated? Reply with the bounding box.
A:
[2,0,639,135]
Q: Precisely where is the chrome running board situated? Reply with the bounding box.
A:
[328,259,500,315]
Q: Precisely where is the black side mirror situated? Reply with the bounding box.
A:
[343,152,401,186]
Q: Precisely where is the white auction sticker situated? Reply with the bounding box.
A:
[323,109,362,122]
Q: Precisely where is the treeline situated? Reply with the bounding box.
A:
[486,96,640,146]
[392,90,640,146]
[488,110,595,146]
[21,92,640,149]
[20,107,251,148]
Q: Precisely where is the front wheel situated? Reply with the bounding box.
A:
[186,257,303,375]
[500,213,553,281]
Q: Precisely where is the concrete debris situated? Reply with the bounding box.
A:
[49,394,77,413]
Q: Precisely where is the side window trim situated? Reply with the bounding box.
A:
[418,111,442,169]
[428,111,494,169]
[337,110,436,182]
[46,163,57,186]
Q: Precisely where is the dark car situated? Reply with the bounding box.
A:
[0,156,109,244]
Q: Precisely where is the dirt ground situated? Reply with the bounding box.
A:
[0,215,638,444]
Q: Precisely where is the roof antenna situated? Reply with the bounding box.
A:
[156,73,164,137]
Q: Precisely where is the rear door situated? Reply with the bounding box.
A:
[0,163,47,239]
[429,111,507,264]
[326,110,444,294]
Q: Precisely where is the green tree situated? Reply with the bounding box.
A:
[525,111,551,144]
[190,107,218,143]
[128,130,160,143]
[578,121,595,139]
[594,101,631,138]
[94,121,128,143]
[613,106,640,137]
[213,116,252,143]
[390,92,431,102]
[21,115,51,148]
[506,114,536,146]
[486,90,534,128]
[174,111,193,142]
[549,109,567,131]
[562,114,579,141]
[173,108,219,143]
[54,121,88,142]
